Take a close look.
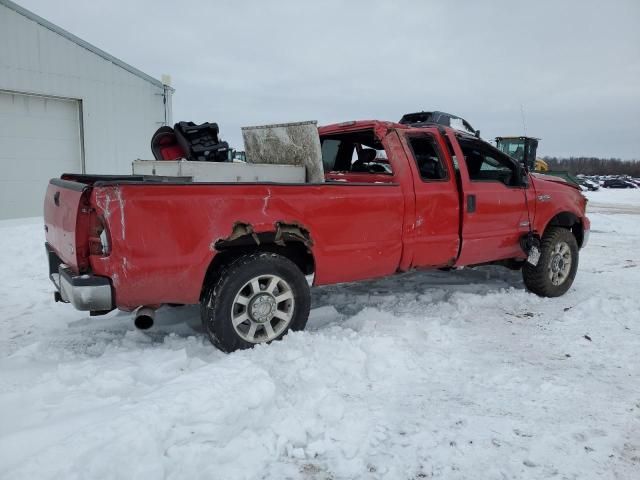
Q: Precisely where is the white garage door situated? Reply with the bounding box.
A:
[0,91,83,220]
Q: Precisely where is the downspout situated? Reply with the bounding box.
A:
[161,75,174,126]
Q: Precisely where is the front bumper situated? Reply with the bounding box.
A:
[47,244,113,312]
[581,216,591,249]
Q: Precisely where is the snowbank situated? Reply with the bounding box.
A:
[1,191,639,479]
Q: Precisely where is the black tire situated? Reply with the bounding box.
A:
[522,227,579,297]
[200,252,310,352]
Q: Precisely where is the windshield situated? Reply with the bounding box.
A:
[497,139,526,164]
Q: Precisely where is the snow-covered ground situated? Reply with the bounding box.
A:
[586,188,640,215]
[1,191,639,480]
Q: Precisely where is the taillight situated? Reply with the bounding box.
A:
[89,216,111,256]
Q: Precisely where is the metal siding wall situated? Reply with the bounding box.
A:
[0,5,166,176]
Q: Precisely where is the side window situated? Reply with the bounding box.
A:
[407,135,448,180]
[320,130,393,174]
[350,146,391,174]
[320,138,354,171]
[460,140,518,186]
[479,155,505,171]
[321,139,340,171]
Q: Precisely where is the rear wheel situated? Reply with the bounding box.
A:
[522,227,579,297]
[201,252,310,352]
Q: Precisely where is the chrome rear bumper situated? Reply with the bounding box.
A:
[47,244,113,312]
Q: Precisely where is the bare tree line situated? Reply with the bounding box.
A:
[543,157,640,176]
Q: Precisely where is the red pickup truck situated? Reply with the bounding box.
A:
[44,121,589,352]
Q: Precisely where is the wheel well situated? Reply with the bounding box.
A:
[200,233,315,301]
[545,212,584,247]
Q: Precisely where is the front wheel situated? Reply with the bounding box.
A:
[522,227,579,297]
[201,252,310,352]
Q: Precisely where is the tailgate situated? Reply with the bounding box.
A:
[44,178,92,272]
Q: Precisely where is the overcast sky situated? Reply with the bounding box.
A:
[15,0,640,159]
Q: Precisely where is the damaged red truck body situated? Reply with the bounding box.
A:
[44,121,590,352]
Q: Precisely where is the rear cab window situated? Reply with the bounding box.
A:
[320,129,393,181]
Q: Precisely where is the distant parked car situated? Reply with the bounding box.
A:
[603,179,637,189]
[579,179,600,191]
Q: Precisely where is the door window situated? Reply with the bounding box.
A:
[407,135,448,181]
[459,139,519,186]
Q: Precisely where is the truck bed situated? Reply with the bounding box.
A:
[44,175,407,310]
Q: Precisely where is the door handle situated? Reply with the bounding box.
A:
[467,194,476,213]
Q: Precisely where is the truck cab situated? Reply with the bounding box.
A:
[319,121,554,268]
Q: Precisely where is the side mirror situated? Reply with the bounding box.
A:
[521,168,530,187]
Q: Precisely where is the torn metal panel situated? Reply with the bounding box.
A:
[213,221,314,251]
[274,221,313,247]
[213,222,261,250]
[241,121,324,184]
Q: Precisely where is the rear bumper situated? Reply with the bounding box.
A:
[47,244,114,312]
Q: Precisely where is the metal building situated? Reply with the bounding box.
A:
[0,0,173,219]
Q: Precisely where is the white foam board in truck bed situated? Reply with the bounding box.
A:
[132,160,306,183]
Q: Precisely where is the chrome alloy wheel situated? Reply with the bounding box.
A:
[231,274,295,343]
[548,241,572,286]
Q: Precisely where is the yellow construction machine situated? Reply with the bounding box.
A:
[495,136,578,185]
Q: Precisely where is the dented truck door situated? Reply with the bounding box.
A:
[397,128,461,268]
[446,131,531,265]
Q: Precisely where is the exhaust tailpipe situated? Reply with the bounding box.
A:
[134,307,155,330]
